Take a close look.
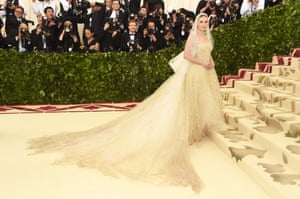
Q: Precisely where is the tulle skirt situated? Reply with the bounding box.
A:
[28,54,225,192]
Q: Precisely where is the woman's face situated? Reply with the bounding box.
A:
[197,16,209,32]
[85,29,94,39]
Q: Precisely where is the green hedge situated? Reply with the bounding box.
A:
[0,47,181,104]
[0,1,299,105]
[213,1,300,75]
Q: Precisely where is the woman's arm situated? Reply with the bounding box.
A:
[183,33,214,69]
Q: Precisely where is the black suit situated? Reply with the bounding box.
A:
[100,29,122,52]
[140,30,163,52]
[120,31,143,52]
[30,29,44,51]
[4,14,25,48]
[41,18,59,52]
[84,8,105,42]
[129,0,141,14]
[147,0,164,12]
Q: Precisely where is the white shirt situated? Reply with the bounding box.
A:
[32,0,58,16]
[0,0,26,17]
[60,0,72,12]
[240,0,265,17]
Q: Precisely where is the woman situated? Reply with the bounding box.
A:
[80,27,100,53]
[28,13,225,193]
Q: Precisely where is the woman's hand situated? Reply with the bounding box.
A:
[203,62,215,69]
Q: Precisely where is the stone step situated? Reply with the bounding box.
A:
[210,127,300,199]
[253,65,299,78]
[266,65,300,81]
[222,102,300,170]
[229,81,300,113]
[238,117,300,172]
[217,48,300,199]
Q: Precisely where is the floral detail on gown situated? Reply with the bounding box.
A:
[28,42,225,193]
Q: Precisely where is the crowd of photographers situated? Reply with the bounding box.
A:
[0,0,283,53]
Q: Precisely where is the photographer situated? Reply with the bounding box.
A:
[136,5,148,34]
[141,19,163,52]
[225,0,241,23]
[162,22,176,48]
[30,14,47,51]
[41,6,59,51]
[100,0,128,52]
[146,0,164,13]
[240,0,265,17]
[4,5,27,49]
[266,0,282,7]
[120,19,143,52]
[149,3,167,33]
[209,11,219,30]
[128,0,141,15]
[58,20,80,52]
[59,0,90,38]
[108,0,128,32]
[17,22,32,52]
[3,0,26,16]
[0,17,4,48]
[196,0,217,16]
[84,2,105,44]
[103,0,113,18]
[100,16,122,52]
[80,27,99,53]
[177,9,195,43]
[32,0,58,17]
[179,15,194,41]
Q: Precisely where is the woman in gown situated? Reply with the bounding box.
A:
[28,13,225,193]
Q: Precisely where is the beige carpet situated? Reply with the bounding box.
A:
[0,110,271,199]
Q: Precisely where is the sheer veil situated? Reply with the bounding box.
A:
[169,13,213,73]
[190,13,214,55]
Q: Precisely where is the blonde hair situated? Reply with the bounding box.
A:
[192,13,214,46]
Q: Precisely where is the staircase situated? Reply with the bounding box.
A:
[211,48,300,199]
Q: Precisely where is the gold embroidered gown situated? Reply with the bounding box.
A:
[28,41,225,192]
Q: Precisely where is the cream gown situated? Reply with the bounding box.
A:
[28,41,225,192]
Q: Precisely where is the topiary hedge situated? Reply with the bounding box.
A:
[0,1,299,105]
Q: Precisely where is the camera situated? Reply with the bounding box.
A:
[129,13,135,20]
[184,17,193,32]
[229,0,239,13]
[63,20,73,33]
[147,28,155,36]
[128,38,138,52]
[71,0,90,22]
[137,13,144,21]
[209,15,219,28]
[163,22,174,36]
[6,0,14,8]
[209,1,217,8]
[76,0,90,11]
[104,17,121,32]
[176,13,184,25]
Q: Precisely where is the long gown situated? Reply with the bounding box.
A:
[28,41,225,192]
